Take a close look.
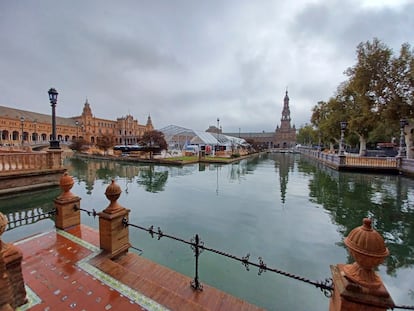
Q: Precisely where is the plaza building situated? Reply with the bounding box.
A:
[0,99,153,147]
[224,91,296,149]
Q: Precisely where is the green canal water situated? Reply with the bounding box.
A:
[1,153,414,310]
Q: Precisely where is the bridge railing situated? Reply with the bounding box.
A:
[0,151,62,173]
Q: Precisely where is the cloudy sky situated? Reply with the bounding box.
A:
[0,1,412,133]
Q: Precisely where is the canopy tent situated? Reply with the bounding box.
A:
[159,124,249,152]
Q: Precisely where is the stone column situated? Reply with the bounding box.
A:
[0,212,27,309]
[98,180,130,258]
[329,218,394,311]
[55,172,81,230]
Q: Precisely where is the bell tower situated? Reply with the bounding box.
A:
[280,90,292,128]
[274,90,296,148]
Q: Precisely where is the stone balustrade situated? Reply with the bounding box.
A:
[297,147,403,172]
[0,151,62,173]
[0,150,64,194]
[345,156,397,168]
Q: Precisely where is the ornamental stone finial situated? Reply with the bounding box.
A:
[58,172,75,199]
[343,218,389,289]
[103,180,123,213]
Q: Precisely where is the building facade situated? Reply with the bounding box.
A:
[0,100,153,147]
[225,91,296,149]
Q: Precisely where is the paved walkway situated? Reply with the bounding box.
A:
[14,225,263,311]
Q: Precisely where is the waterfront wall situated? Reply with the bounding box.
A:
[0,150,65,195]
[297,147,414,175]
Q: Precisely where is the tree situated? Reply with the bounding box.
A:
[69,138,89,152]
[382,43,414,127]
[341,38,393,155]
[311,96,349,151]
[139,130,168,159]
[96,134,115,155]
[296,124,317,146]
[310,39,414,155]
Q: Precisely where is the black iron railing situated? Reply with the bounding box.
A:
[5,208,56,231]
[72,206,414,309]
[122,218,334,297]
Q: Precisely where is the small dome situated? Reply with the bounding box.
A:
[60,172,74,188]
[344,218,389,258]
[105,180,121,197]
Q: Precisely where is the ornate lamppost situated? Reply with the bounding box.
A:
[318,131,321,152]
[398,118,407,158]
[339,121,348,156]
[33,119,37,143]
[48,88,60,149]
[75,120,79,139]
[20,116,25,146]
[216,117,220,156]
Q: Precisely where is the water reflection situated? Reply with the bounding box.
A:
[65,156,267,195]
[273,153,295,204]
[298,157,414,276]
[136,166,169,193]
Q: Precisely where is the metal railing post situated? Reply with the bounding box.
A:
[191,234,203,291]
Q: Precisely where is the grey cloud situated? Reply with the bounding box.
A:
[0,1,412,132]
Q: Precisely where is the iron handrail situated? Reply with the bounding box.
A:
[69,208,414,309]
[122,218,334,297]
[5,209,56,231]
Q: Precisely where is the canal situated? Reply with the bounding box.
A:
[1,153,414,310]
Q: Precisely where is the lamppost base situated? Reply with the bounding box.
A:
[49,140,60,149]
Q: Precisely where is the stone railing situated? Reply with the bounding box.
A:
[0,150,62,174]
[345,156,397,168]
[297,148,342,168]
[297,147,401,172]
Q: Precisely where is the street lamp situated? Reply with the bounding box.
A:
[20,116,25,146]
[216,117,220,156]
[339,121,348,156]
[318,131,321,152]
[34,119,37,143]
[48,87,60,149]
[398,119,407,158]
[75,120,79,139]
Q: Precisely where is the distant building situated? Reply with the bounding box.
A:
[224,91,296,149]
[274,91,296,148]
[0,99,153,147]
